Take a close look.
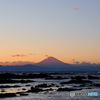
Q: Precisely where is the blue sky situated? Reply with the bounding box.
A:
[0,0,100,64]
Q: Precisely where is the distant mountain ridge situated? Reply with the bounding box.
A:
[0,57,100,71]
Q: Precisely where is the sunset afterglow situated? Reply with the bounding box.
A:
[0,0,100,65]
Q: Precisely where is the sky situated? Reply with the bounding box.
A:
[0,0,100,65]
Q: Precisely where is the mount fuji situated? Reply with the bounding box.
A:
[37,57,68,65]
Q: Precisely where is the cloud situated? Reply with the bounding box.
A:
[72,59,75,62]
[11,53,34,57]
[71,59,92,65]
[28,53,34,55]
[71,59,80,64]
[72,7,79,10]
[45,55,49,57]
[0,61,35,65]
[80,61,91,65]
[12,54,27,57]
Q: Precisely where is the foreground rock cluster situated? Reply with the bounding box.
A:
[0,72,100,98]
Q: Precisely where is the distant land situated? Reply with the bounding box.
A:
[0,57,100,71]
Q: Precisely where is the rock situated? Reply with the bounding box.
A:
[35,83,56,88]
[71,76,86,79]
[88,75,100,79]
[0,93,16,98]
[60,79,92,84]
[93,84,100,87]
[20,93,28,96]
[27,86,44,92]
[22,88,26,90]
[57,87,82,91]
[46,76,68,80]
[0,85,21,88]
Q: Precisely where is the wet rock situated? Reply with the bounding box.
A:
[27,86,44,92]
[0,93,16,98]
[20,80,33,83]
[93,84,100,87]
[71,76,86,79]
[26,85,31,86]
[74,84,85,87]
[0,79,34,84]
[60,79,92,84]
[1,89,6,92]
[0,73,50,79]
[27,86,54,93]
[88,75,100,79]
[0,85,21,88]
[20,93,28,96]
[49,83,55,87]
[35,83,56,88]
[46,76,68,80]
[16,92,28,96]
[56,85,60,87]
[57,87,82,91]
[22,88,26,90]
[35,84,48,88]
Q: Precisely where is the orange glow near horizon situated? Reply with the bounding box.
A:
[0,1,100,65]
[0,51,100,65]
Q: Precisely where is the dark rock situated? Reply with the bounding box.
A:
[0,79,34,84]
[35,83,56,88]
[93,84,100,87]
[20,93,28,96]
[1,89,6,92]
[22,88,26,90]
[0,93,16,98]
[57,87,82,91]
[71,76,86,79]
[74,84,85,87]
[35,84,48,88]
[88,75,100,79]
[46,76,68,80]
[0,85,21,88]
[0,73,50,79]
[20,80,33,83]
[27,86,54,93]
[60,79,92,84]
[26,85,31,86]
[27,86,44,92]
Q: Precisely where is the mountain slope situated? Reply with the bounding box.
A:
[37,57,68,65]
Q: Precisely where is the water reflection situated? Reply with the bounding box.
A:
[0,72,100,100]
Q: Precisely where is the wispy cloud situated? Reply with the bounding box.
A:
[0,61,35,65]
[72,7,79,10]
[80,61,91,65]
[28,53,34,55]
[45,55,49,57]
[12,54,27,57]
[71,59,80,64]
[71,59,92,65]
[11,53,34,57]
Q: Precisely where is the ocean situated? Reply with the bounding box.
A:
[0,71,100,100]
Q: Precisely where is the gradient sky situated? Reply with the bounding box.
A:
[0,0,100,64]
